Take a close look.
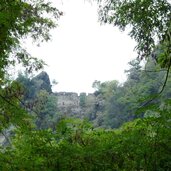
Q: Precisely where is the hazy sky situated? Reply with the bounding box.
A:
[26,0,137,93]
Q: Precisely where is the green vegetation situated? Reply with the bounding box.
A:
[1,114,171,170]
[0,0,62,132]
[0,0,171,170]
[97,0,171,63]
[17,71,60,129]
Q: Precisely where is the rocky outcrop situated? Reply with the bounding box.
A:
[32,71,52,93]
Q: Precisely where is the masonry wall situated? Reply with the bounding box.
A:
[54,92,96,117]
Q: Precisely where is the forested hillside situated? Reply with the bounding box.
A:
[16,58,171,130]
[0,0,170,170]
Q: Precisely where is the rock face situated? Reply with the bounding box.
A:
[32,71,52,93]
[54,92,98,119]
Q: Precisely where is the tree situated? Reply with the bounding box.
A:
[90,58,171,128]
[0,0,62,132]
[96,0,171,112]
[17,72,60,129]
[0,0,62,79]
[97,0,171,66]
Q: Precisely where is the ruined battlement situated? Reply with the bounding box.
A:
[54,92,80,107]
[54,92,96,108]
[53,92,97,117]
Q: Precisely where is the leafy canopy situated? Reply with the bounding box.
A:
[0,0,62,80]
[97,0,171,65]
[0,0,62,132]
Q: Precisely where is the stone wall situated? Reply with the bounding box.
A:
[54,92,96,117]
[56,92,80,108]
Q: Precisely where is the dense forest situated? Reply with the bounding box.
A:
[0,0,171,170]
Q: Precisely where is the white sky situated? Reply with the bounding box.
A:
[26,0,137,93]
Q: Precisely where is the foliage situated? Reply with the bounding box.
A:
[90,58,171,128]
[0,1,171,170]
[97,0,171,64]
[0,110,170,171]
[0,0,62,79]
[0,0,62,133]
[16,72,60,129]
[1,68,171,170]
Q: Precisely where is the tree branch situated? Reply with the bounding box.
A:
[140,58,171,108]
